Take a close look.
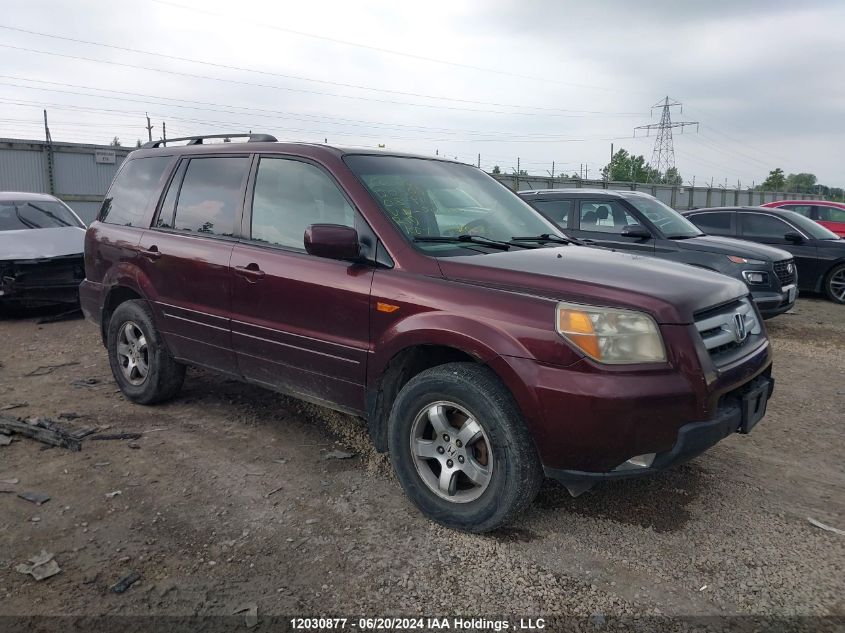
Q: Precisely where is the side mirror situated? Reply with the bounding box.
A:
[304,224,362,261]
[784,232,804,244]
[621,224,652,239]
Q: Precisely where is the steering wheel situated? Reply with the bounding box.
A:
[459,217,494,236]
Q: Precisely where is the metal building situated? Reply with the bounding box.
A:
[0,137,130,224]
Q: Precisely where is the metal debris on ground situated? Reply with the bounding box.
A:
[232,603,258,628]
[0,434,10,446]
[322,450,355,460]
[111,571,141,593]
[36,307,83,324]
[807,517,845,536]
[0,403,28,411]
[71,377,101,387]
[105,490,122,498]
[23,361,79,377]
[89,432,142,441]
[15,550,61,581]
[0,414,82,451]
[17,491,50,505]
[1,477,19,484]
[264,485,284,498]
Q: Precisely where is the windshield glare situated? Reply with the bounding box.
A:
[0,200,84,231]
[344,155,561,254]
[624,195,702,238]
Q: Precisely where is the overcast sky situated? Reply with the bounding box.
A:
[2,0,843,185]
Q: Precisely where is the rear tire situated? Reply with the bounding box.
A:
[824,263,845,304]
[388,362,543,533]
[106,299,185,404]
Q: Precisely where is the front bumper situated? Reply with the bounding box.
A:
[544,373,774,483]
[752,284,797,318]
[0,254,85,307]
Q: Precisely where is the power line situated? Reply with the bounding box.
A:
[147,0,651,96]
[0,43,643,119]
[0,25,646,117]
[0,75,635,139]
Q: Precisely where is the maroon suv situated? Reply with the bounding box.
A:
[81,134,774,532]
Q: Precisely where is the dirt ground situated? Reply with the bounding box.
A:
[0,297,843,625]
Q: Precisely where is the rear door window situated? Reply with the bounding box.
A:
[816,206,845,222]
[100,156,171,227]
[530,199,572,229]
[690,212,733,236]
[169,157,250,237]
[782,204,813,217]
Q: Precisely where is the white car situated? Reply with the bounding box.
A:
[0,192,87,309]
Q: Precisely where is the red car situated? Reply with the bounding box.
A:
[761,200,845,238]
[81,134,774,532]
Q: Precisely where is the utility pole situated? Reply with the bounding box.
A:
[585,164,590,180]
[43,109,55,195]
[634,97,699,182]
[610,143,614,164]
[477,153,481,168]
[43,109,51,143]
[162,121,167,143]
[145,113,153,142]
[580,163,583,179]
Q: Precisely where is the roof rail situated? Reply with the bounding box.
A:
[140,133,277,149]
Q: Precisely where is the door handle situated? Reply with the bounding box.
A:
[139,245,162,260]
[234,264,265,281]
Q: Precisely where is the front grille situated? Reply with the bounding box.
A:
[773,258,796,287]
[695,297,761,364]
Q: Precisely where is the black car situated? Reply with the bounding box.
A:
[683,206,845,304]
[518,189,797,318]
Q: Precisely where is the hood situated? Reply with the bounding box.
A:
[678,235,792,261]
[437,246,748,324]
[0,227,86,261]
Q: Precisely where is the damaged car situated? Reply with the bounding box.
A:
[0,192,87,310]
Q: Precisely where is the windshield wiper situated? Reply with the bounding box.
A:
[26,203,72,227]
[14,205,41,229]
[414,235,515,251]
[511,233,583,246]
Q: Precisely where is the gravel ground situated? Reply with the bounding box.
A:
[0,297,843,625]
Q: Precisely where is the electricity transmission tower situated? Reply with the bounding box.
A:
[634,97,698,182]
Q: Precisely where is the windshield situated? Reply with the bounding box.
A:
[344,155,561,255]
[779,210,840,240]
[0,200,85,231]
[624,195,703,238]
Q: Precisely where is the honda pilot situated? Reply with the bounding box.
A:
[80,135,775,532]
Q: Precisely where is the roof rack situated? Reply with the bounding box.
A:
[140,133,277,149]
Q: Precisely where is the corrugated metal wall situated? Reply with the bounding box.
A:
[0,138,129,224]
[493,174,824,210]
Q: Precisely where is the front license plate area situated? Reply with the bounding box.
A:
[738,378,771,434]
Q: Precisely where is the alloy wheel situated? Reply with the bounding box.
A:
[409,401,493,503]
[116,321,149,386]
[829,268,845,302]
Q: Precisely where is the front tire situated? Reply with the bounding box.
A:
[388,362,543,532]
[824,263,845,304]
[106,299,185,404]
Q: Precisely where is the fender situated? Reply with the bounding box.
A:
[368,311,538,387]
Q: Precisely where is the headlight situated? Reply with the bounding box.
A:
[556,302,666,364]
[727,255,765,265]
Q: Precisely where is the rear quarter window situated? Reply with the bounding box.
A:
[100,156,171,227]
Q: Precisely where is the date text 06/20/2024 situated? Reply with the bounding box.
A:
[289,617,546,631]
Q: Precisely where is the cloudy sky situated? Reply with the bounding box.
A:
[2,0,843,185]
